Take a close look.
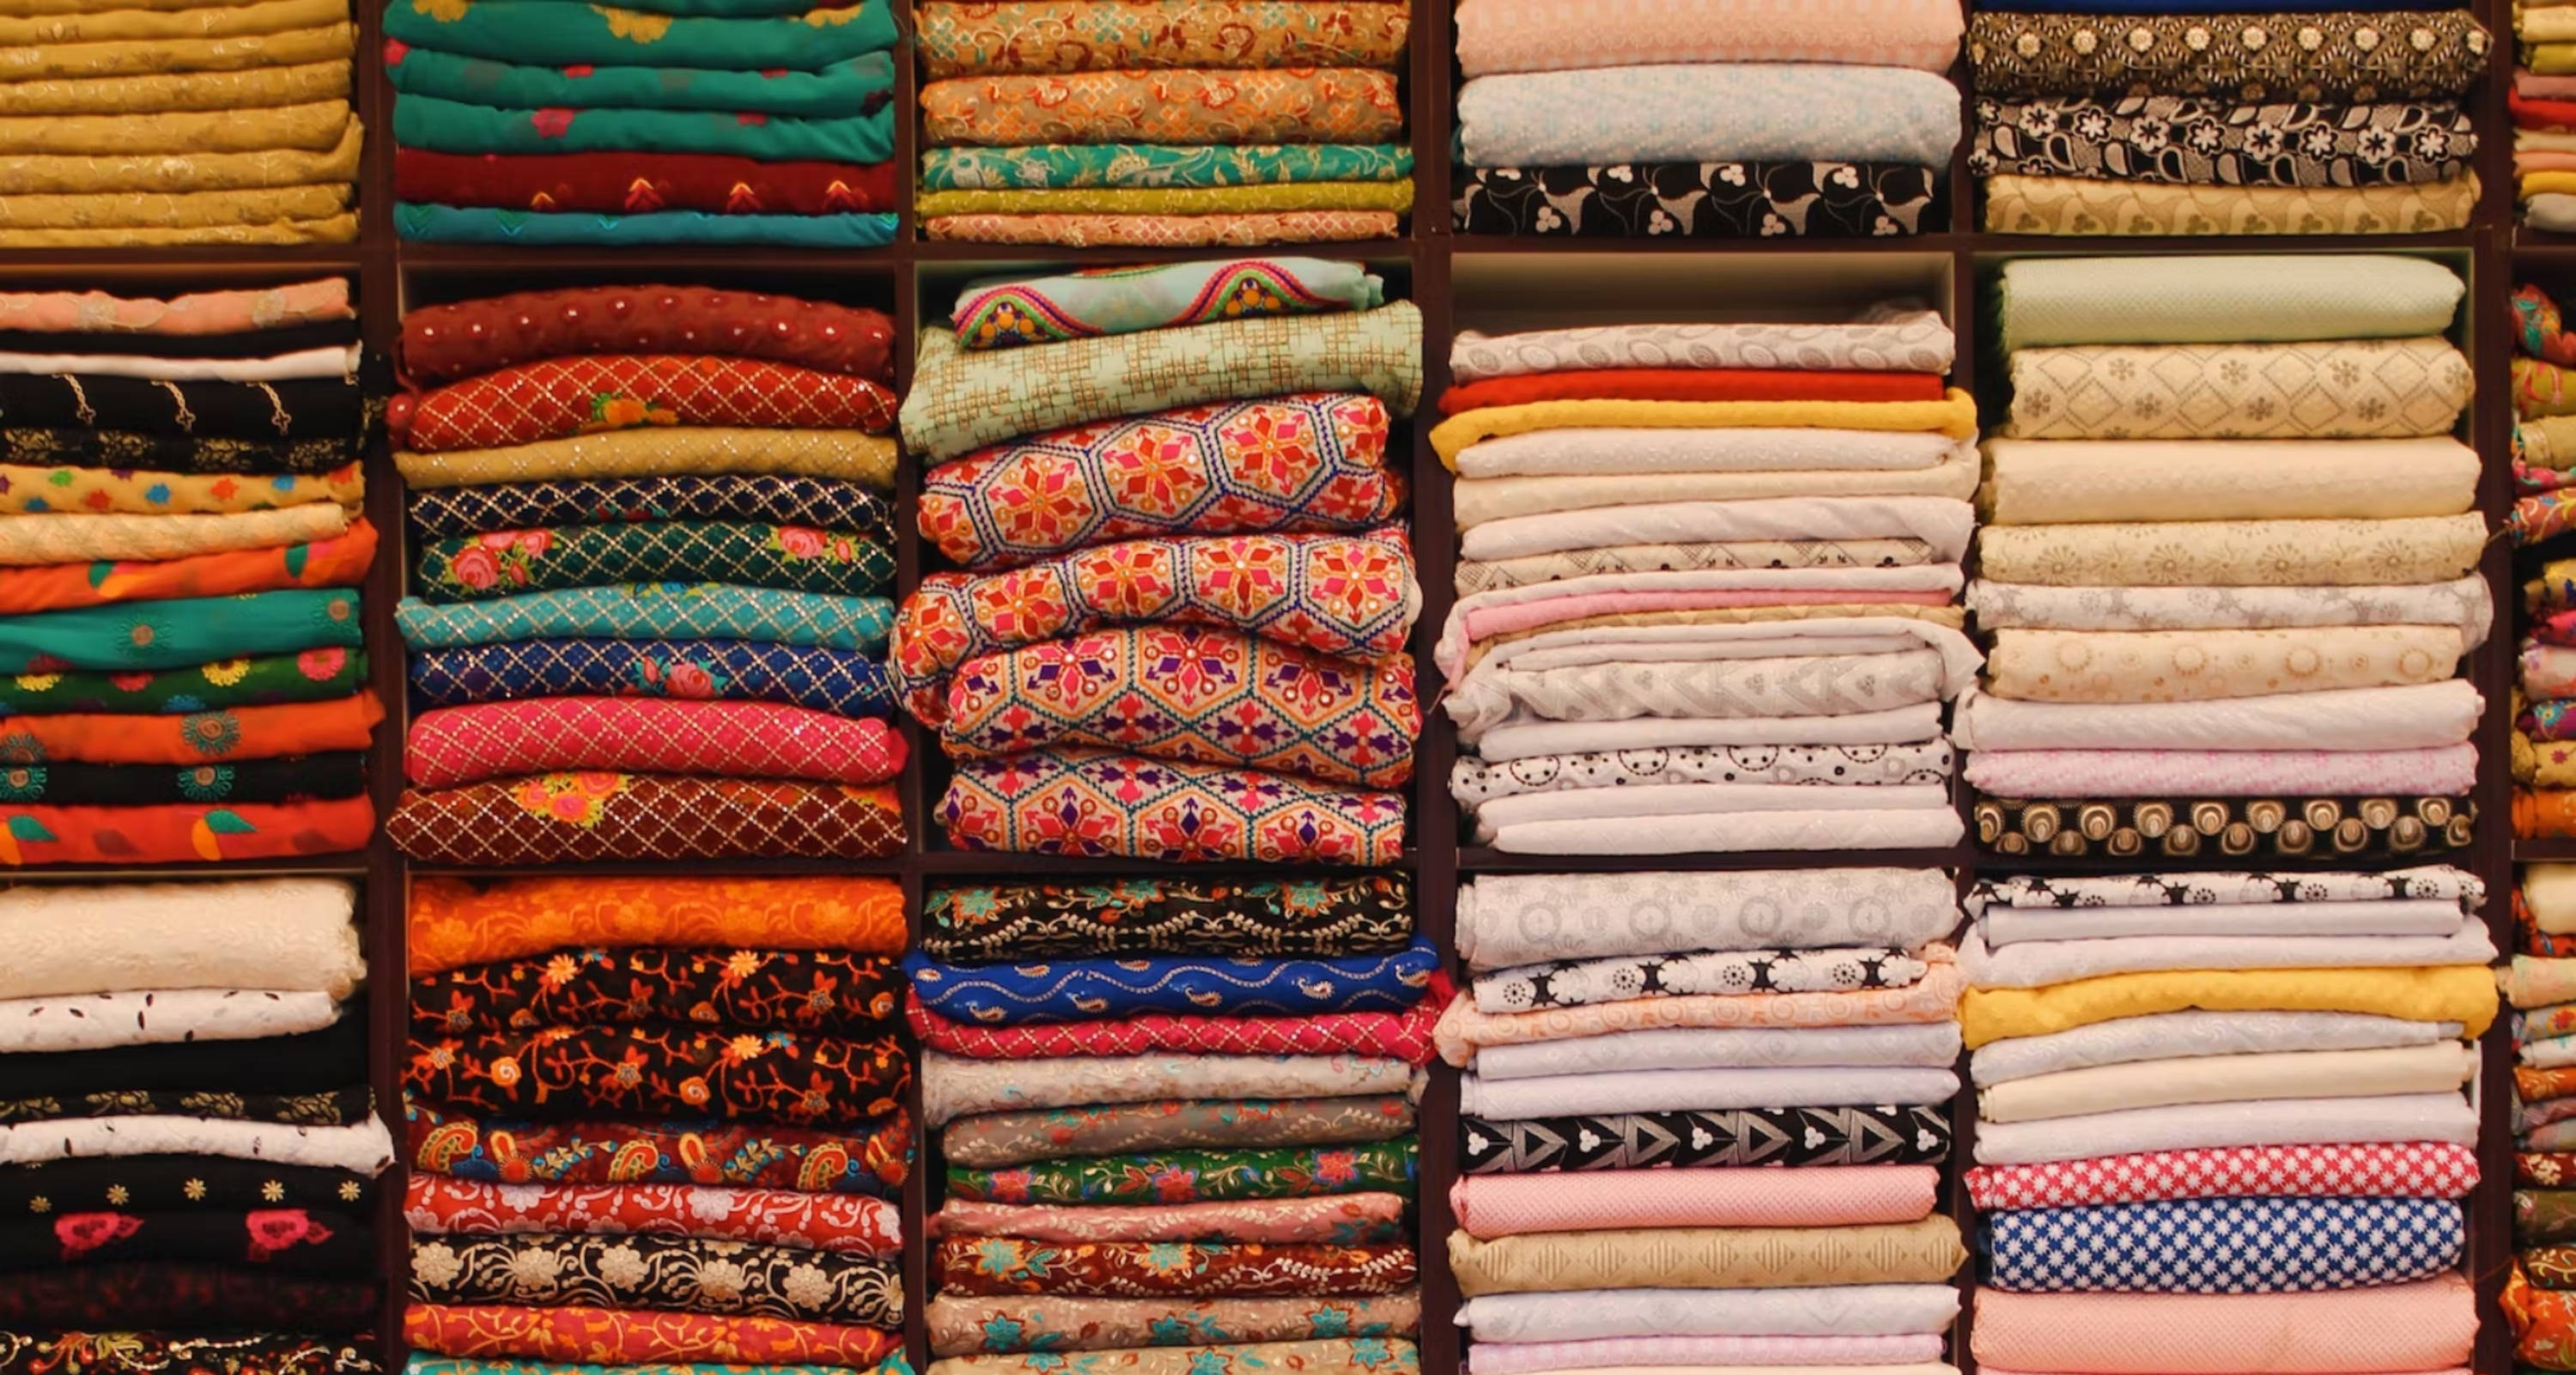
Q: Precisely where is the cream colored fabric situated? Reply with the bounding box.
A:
[1447,1217,1966,1298]
[1458,538,1946,593]
[2004,338,2472,441]
[1973,514,2488,587]
[1976,1041,2476,1124]
[0,21,353,80]
[1978,437,2480,524]
[0,182,348,230]
[0,213,354,246]
[1982,173,2479,238]
[0,116,360,194]
[395,429,899,490]
[1982,626,2466,703]
[2529,864,2576,935]
[0,877,361,1000]
[0,60,346,114]
[1462,605,1970,673]
[0,504,346,565]
[0,100,350,155]
[1456,449,1981,527]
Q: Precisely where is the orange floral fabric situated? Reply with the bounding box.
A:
[0,795,374,865]
[0,520,377,614]
[0,692,380,764]
[404,1305,902,1366]
[920,69,1403,147]
[410,876,907,976]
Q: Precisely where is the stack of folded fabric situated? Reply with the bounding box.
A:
[1442,868,1968,1371]
[2520,3,2576,233]
[1962,254,2488,861]
[0,277,382,865]
[1962,867,2494,1375]
[914,0,1412,246]
[1433,306,1980,855]
[2518,283,2576,547]
[0,0,362,246]
[914,874,1438,1375]
[2511,864,2576,1368]
[385,283,907,866]
[384,0,898,246]
[402,876,911,1375]
[0,879,391,1372]
[1970,7,2488,236]
[1451,0,1961,238]
[893,258,1422,864]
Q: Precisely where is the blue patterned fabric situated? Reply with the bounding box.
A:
[409,637,894,717]
[397,585,892,653]
[396,204,900,247]
[1456,65,1962,168]
[904,940,1440,1025]
[407,475,892,541]
[1985,1196,2463,1293]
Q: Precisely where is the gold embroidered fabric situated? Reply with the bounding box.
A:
[0,59,348,115]
[1447,1217,1966,1297]
[1982,173,2480,236]
[1983,626,2468,704]
[0,505,347,566]
[0,213,355,246]
[0,100,350,155]
[0,183,349,230]
[1975,514,2488,587]
[394,429,899,490]
[1978,437,2482,524]
[0,21,354,80]
[0,0,340,45]
[0,119,360,193]
[2004,338,2473,441]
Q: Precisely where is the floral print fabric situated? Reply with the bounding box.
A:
[921,145,1411,192]
[920,70,1403,147]
[939,750,1403,865]
[405,1099,908,1196]
[414,523,894,601]
[0,1334,375,1375]
[914,1,1410,78]
[937,1238,1416,1298]
[0,651,366,717]
[933,1196,1408,1244]
[926,1293,1420,1356]
[408,640,891,719]
[0,521,374,616]
[406,1024,908,1126]
[947,1138,1419,1207]
[407,1232,900,1323]
[410,949,901,1037]
[943,1098,1415,1168]
[907,984,1446,1063]
[404,1305,899,1368]
[404,1176,902,1255]
[0,1207,368,1274]
[1971,96,2477,187]
[922,876,1413,961]
[409,876,905,976]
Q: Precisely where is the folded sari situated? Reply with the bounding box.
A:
[923,144,1412,191]
[389,776,904,864]
[1972,1275,2476,1374]
[1450,1166,1937,1238]
[926,1293,1420,1356]
[405,1175,902,1252]
[407,1099,908,1194]
[408,639,889,717]
[938,1236,1413,1299]
[394,204,901,248]
[916,0,1410,77]
[946,1139,1418,1206]
[410,1023,907,1125]
[1449,1218,1966,1297]
[942,1102,1414,1168]
[415,523,892,601]
[0,520,373,613]
[398,429,896,490]
[392,95,894,163]
[939,749,1404,866]
[386,46,893,113]
[0,691,379,764]
[1457,65,1961,167]
[906,984,1444,1063]
[406,699,900,789]
[0,648,364,715]
[1965,10,2493,101]
[400,289,890,387]
[1455,161,1942,238]
[396,356,896,453]
[923,874,1412,961]
[397,586,891,654]
[380,0,898,69]
[908,942,1436,1025]
[922,69,1401,147]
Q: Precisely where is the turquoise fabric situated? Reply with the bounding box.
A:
[394,204,898,246]
[0,590,362,672]
[386,49,894,115]
[393,94,893,162]
[380,0,898,70]
[922,143,1413,191]
[397,583,893,653]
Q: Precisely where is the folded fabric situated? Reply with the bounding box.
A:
[0,1334,374,1375]
[0,1153,368,1221]
[0,279,349,336]
[1459,0,1958,74]
[0,370,359,440]
[2003,338,2471,441]
[407,1100,908,1196]
[923,143,1412,192]
[1477,1024,1961,1080]
[394,203,900,247]
[1450,1165,1935,1238]
[397,356,895,453]
[408,639,891,718]
[404,1176,902,1253]
[404,699,902,788]
[413,950,895,1037]
[1966,1142,2483,1210]
[1971,1275,2476,1374]
[921,1049,1414,1127]
[925,1292,1420,1357]
[0,1205,368,1273]
[1965,10,2493,100]
[400,142,896,217]
[0,751,366,807]
[1456,867,1958,969]
[1448,1217,1965,1297]
[910,986,1443,1064]
[1436,957,1967,1065]
[942,1096,1413,1167]
[0,462,357,519]
[1475,947,1929,1013]
[409,875,902,975]
[1978,436,2480,521]
[0,427,356,477]
[1462,1104,1952,1177]
[0,1011,361,1096]
[1975,95,2474,188]
[1974,514,2487,587]
[923,873,1411,961]
[937,1236,1414,1298]
[0,506,353,569]
[922,185,1406,218]
[407,475,890,542]
[1443,368,1947,414]
[1978,898,2468,946]
[908,942,1435,1026]
[923,209,1396,245]
[380,0,897,68]
[0,1112,395,1172]
[0,1083,368,1129]
[410,1024,905,1125]
[0,520,374,615]
[1461,491,1973,555]
[1452,311,1954,383]
[1461,1065,1956,1119]
[1959,964,2500,1048]
[1453,161,1944,238]
[2504,955,2576,1008]
[1452,648,1954,741]
[926,1340,1414,1375]
[0,692,378,767]
[0,0,336,44]
[1968,745,2479,799]
[1953,680,2483,751]
[1457,65,1961,167]
[1436,571,1971,678]
[0,876,356,1000]
[939,748,1403,865]
[917,0,1410,77]
[389,776,903,865]
[920,67,1401,146]
[1978,1041,2474,1124]
[404,1305,899,1366]
[398,429,895,491]
[392,94,893,163]
[0,1262,377,1333]
[1457,1285,1960,1342]
[1456,743,1954,806]
[416,523,890,601]
[2002,252,2467,351]
[902,304,1420,464]
[1972,1093,2481,1166]
[946,1139,1419,1206]
[410,1357,909,1375]
[0,342,355,383]
[0,988,341,1055]
[920,392,1400,569]
[385,46,894,114]
[1976,794,2475,860]
[1963,922,2494,985]
[1432,391,1978,468]
[951,258,1380,350]
[2528,1189,2576,1243]
[2512,1264,2576,1368]
[397,586,892,654]
[932,1195,1407,1244]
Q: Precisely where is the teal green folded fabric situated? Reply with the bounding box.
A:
[397,584,893,653]
[394,204,897,246]
[0,590,362,673]
[921,143,1413,192]
[381,0,897,70]
[386,49,894,115]
[393,94,893,162]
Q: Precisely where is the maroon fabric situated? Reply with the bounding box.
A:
[397,277,896,386]
[394,146,897,214]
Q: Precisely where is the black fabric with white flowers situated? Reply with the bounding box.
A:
[1454,162,1941,238]
[1971,94,2475,187]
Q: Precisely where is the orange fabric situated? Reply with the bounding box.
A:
[2525,1066,2576,1104]
[2522,788,2576,839]
[0,692,380,764]
[0,795,374,865]
[1437,367,1947,415]
[0,520,377,615]
[404,1305,902,1366]
[409,875,908,975]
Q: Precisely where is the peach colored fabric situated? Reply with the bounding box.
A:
[1449,1165,1938,1238]
[1971,1276,2476,1374]
[0,278,349,334]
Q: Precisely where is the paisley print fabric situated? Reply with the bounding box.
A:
[908,943,1437,1025]
[404,1176,902,1255]
[947,1138,1419,1206]
[921,875,1413,961]
[937,1238,1416,1298]
[941,1097,1416,1168]
[939,628,1415,788]
[406,1025,908,1125]
[890,526,1417,721]
[1965,11,2494,102]
[407,476,891,542]
[415,524,894,601]
[407,637,892,718]
[410,949,900,1037]
[1461,1106,1951,1172]
[1453,162,1941,239]
[939,750,1403,865]
[1975,794,2476,859]
[1971,96,2476,186]
[404,1099,909,1196]
[396,356,897,453]
[918,394,1400,570]
[387,777,906,865]
[407,1232,899,1323]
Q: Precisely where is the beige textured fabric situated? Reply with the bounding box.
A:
[1978,437,2480,525]
[0,182,348,229]
[1977,1041,2476,1124]
[0,504,346,565]
[1456,452,1981,527]
[0,117,360,193]
[0,21,354,80]
[1974,514,2488,587]
[1982,173,2479,236]
[1447,1217,1966,1297]
[1456,538,1945,594]
[0,60,347,114]
[0,101,351,155]
[2004,338,2472,441]
[396,429,899,490]
[0,214,354,246]
[1462,605,1971,673]
[1983,626,2467,703]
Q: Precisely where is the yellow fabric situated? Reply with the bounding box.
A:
[0,182,349,229]
[0,505,348,567]
[0,0,341,45]
[0,0,256,15]
[0,101,351,155]
[2528,172,2576,200]
[1431,390,1980,468]
[0,462,360,515]
[1959,964,2499,1049]
[1982,173,2477,237]
[0,21,354,80]
[395,428,899,490]
[0,60,348,115]
[0,118,359,193]
[2533,42,2576,75]
[1448,1218,1965,1298]
[1982,626,2467,704]
[915,182,1415,216]
[0,213,354,246]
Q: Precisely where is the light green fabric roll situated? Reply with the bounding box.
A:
[1995,255,2466,353]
